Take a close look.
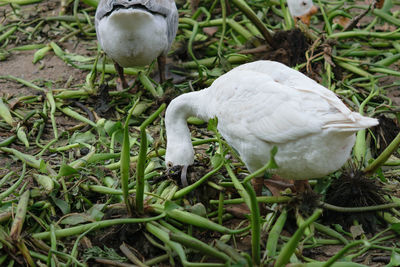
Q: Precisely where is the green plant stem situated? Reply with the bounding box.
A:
[230,0,274,47]
[10,190,30,241]
[0,164,26,202]
[173,160,223,199]
[319,201,400,212]
[363,132,400,175]
[313,222,348,245]
[121,98,140,216]
[322,240,369,267]
[243,146,278,183]
[169,232,232,263]
[275,209,322,267]
[266,209,287,258]
[136,104,166,213]
[32,214,165,239]
[243,181,260,265]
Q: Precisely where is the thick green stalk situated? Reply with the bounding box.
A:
[136,104,166,213]
[364,132,400,175]
[121,99,140,215]
[243,181,261,265]
[275,209,323,267]
[0,164,26,202]
[10,190,30,241]
[323,240,369,267]
[266,209,287,258]
[231,0,274,47]
[173,160,223,199]
[32,214,165,239]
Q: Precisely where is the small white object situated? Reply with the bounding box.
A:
[95,0,178,68]
[287,0,314,17]
[165,61,378,184]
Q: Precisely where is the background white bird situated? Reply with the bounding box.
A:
[95,0,179,88]
[165,60,378,192]
[287,0,318,25]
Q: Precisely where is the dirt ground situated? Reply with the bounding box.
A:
[1,0,400,266]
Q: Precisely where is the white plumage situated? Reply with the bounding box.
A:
[165,61,378,184]
[95,0,178,84]
[287,0,314,17]
[287,0,318,25]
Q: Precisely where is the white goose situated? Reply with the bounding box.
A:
[95,0,179,88]
[287,0,318,25]
[165,60,378,191]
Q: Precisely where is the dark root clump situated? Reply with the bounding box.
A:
[261,29,309,66]
[323,170,388,233]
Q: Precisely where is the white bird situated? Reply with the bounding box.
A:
[165,60,378,191]
[95,0,179,88]
[287,0,318,25]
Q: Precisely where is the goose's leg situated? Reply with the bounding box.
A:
[157,55,166,84]
[114,62,129,90]
[251,177,264,196]
[294,180,312,193]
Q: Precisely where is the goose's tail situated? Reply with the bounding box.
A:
[323,112,379,132]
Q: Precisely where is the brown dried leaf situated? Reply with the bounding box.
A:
[333,16,351,27]
[203,27,218,37]
[350,224,365,239]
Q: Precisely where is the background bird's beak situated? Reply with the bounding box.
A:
[298,5,318,25]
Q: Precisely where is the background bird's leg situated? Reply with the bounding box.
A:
[157,55,166,84]
[294,180,312,192]
[114,62,128,89]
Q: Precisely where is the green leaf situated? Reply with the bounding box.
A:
[70,131,96,144]
[58,163,79,177]
[51,196,70,215]
[207,117,218,132]
[104,121,123,136]
[60,214,91,225]
[87,204,105,221]
[390,223,400,235]
[164,200,180,212]
[388,249,400,267]
[211,153,224,168]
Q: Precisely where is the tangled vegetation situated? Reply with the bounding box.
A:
[0,0,400,266]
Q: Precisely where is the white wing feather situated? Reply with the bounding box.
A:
[205,61,375,144]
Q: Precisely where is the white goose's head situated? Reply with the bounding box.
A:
[164,95,197,186]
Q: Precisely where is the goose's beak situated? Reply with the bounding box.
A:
[181,165,189,187]
[297,5,318,25]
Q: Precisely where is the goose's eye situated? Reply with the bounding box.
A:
[302,1,307,6]
[166,161,173,168]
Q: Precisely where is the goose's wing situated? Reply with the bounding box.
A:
[234,61,355,118]
[208,66,359,144]
[95,0,178,50]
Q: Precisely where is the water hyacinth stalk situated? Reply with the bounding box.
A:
[120,99,140,215]
[32,213,165,239]
[10,190,30,241]
[0,0,43,4]
[16,126,29,148]
[0,164,26,202]
[0,98,15,126]
[354,85,378,164]
[275,209,323,267]
[135,103,166,213]
[266,209,288,258]
[0,147,46,172]
[33,45,51,64]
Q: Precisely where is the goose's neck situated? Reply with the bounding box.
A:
[165,90,210,165]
